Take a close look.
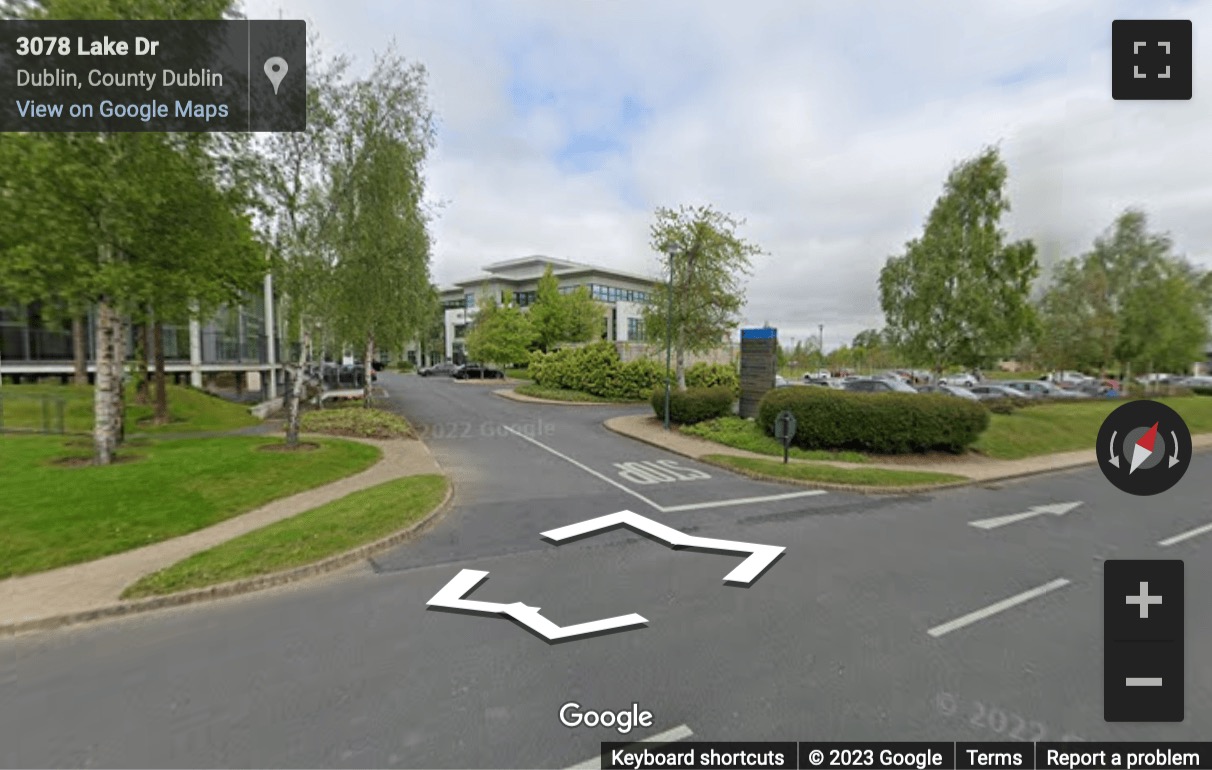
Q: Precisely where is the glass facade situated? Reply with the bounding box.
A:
[464,293,475,308]
[587,284,649,303]
[628,317,646,342]
[513,290,537,307]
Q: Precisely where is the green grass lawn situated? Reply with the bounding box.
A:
[504,366,532,380]
[123,475,449,598]
[683,416,869,463]
[0,383,259,434]
[974,396,1212,460]
[514,383,645,403]
[0,435,382,579]
[706,454,965,487]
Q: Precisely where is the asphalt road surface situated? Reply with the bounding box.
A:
[2,372,1209,768]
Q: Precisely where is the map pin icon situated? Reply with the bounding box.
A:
[264,57,288,94]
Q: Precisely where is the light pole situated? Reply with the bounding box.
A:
[663,246,676,431]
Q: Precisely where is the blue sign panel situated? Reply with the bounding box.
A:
[741,327,777,340]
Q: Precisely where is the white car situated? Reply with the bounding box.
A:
[939,372,977,387]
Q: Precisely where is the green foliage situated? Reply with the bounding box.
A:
[642,204,761,387]
[1192,387,1212,397]
[681,416,869,462]
[465,291,535,366]
[300,407,414,439]
[1035,210,1211,375]
[650,386,735,425]
[879,146,1039,371]
[757,387,990,454]
[983,397,1021,415]
[684,362,740,394]
[528,341,663,400]
[530,265,603,351]
[395,360,415,372]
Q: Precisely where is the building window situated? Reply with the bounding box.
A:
[454,324,467,339]
[514,290,536,307]
[628,317,646,342]
[464,293,475,309]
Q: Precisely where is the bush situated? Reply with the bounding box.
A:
[757,387,989,454]
[529,342,663,400]
[1194,387,1212,397]
[651,386,735,425]
[395,361,415,372]
[685,362,740,395]
[300,407,414,439]
[984,397,1020,415]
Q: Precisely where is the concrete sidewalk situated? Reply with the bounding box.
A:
[0,435,442,630]
[605,413,1212,483]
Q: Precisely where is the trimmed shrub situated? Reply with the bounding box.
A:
[529,342,662,401]
[395,361,415,372]
[757,386,989,454]
[685,362,740,395]
[1194,387,1212,397]
[651,385,735,425]
[984,397,1020,415]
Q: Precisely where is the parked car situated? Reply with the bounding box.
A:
[916,384,980,401]
[1004,380,1089,399]
[804,369,831,380]
[802,377,840,389]
[1073,378,1121,398]
[939,372,978,387]
[1041,371,1092,388]
[774,375,790,387]
[969,384,1037,401]
[1178,375,1212,389]
[419,362,457,377]
[453,363,505,380]
[843,377,918,394]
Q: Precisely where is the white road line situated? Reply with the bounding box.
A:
[500,426,826,513]
[1158,521,1212,547]
[927,578,1071,638]
[500,425,663,511]
[660,490,826,512]
[565,724,694,769]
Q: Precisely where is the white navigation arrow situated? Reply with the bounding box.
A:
[969,502,1083,530]
[1108,431,1121,468]
[1169,430,1181,468]
[426,569,648,642]
[540,510,786,585]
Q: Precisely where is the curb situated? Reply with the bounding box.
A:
[0,478,455,638]
[494,388,642,407]
[600,417,1115,493]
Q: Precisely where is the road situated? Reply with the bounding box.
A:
[2,371,1209,768]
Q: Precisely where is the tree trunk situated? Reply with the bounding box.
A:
[93,300,117,465]
[153,319,168,425]
[72,315,88,385]
[284,323,311,448]
[112,313,126,446]
[135,321,151,404]
[363,333,375,407]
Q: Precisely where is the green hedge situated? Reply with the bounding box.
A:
[685,362,740,395]
[651,386,734,425]
[1194,387,1212,397]
[528,341,663,401]
[757,386,989,454]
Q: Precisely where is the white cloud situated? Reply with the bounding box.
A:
[242,0,1212,348]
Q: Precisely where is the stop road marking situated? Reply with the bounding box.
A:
[614,460,711,485]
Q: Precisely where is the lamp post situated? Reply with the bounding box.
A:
[663,246,676,431]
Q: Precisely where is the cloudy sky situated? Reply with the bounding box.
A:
[244,0,1212,350]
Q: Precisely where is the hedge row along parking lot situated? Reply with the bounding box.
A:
[757,386,990,454]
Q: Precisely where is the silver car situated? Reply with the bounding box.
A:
[1004,380,1089,399]
[916,384,980,401]
[843,378,919,394]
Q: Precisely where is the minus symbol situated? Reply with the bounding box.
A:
[1126,677,1163,687]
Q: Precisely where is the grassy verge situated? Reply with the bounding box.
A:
[123,475,449,598]
[682,416,868,463]
[301,407,414,439]
[975,396,1212,459]
[0,383,258,434]
[504,366,532,380]
[514,383,645,403]
[0,435,381,579]
[706,454,966,487]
